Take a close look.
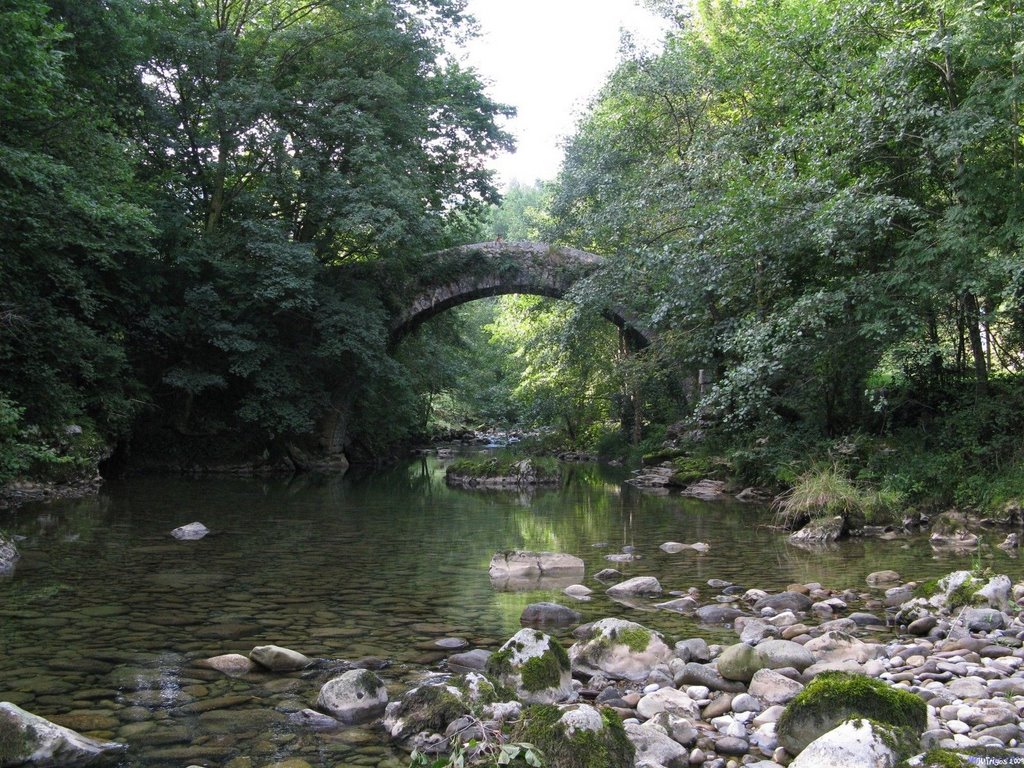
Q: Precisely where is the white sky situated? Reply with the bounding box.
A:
[460,1,669,188]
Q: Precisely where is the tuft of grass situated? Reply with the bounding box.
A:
[772,463,903,530]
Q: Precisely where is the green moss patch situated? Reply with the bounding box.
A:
[513,705,633,768]
[616,626,651,653]
[778,672,926,756]
[388,685,466,741]
[518,640,570,693]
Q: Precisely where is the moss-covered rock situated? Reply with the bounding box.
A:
[568,618,672,682]
[777,672,926,755]
[513,704,634,768]
[382,684,468,745]
[486,629,573,704]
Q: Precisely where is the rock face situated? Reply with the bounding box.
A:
[568,618,672,682]
[486,628,574,704]
[170,521,209,540]
[316,669,388,724]
[789,719,900,768]
[0,702,126,767]
[0,533,18,574]
[249,644,312,672]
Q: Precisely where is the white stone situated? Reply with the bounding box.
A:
[170,521,209,540]
[316,670,388,725]
[637,687,700,720]
[626,721,690,767]
[559,704,604,735]
[790,719,899,768]
[249,644,312,672]
[0,702,126,766]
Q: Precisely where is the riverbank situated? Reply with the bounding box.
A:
[368,549,1024,768]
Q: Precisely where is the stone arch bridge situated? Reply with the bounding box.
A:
[388,240,650,347]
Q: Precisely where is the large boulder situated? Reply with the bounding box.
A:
[488,550,584,577]
[0,702,126,767]
[489,550,584,591]
[777,672,926,755]
[790,719,903,768]
[249,644,312,672]
[0,533,18,574]
[383,684,468,749]
[486,629,573,704]
[568,618,672,682]
[316,669,388,724]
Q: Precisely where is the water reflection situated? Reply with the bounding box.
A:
[0,455,1011,766]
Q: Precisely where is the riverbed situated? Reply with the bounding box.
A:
[0,455,1010,766]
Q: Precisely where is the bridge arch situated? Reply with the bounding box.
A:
[389,241,649,347]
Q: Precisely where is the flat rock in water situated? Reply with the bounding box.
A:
[200,654,257,677]
[659,541,689,553]
[594,568,623,581]
[249,645,312,672]
[753,592,813,613]
[865,570,901,586]
[170,522,210,540]
[606,576,662,598]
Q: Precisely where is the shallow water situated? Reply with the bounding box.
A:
[0,455,1014,766]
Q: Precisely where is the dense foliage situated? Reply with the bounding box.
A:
[0,0,511,478]
[535,0,1024,510]
[4,0,1024,513]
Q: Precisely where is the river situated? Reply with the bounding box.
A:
[0,454,1006,766]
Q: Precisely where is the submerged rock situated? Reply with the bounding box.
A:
[520,602,582,627]
[0,702,126,767]
[249,645,312,672]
